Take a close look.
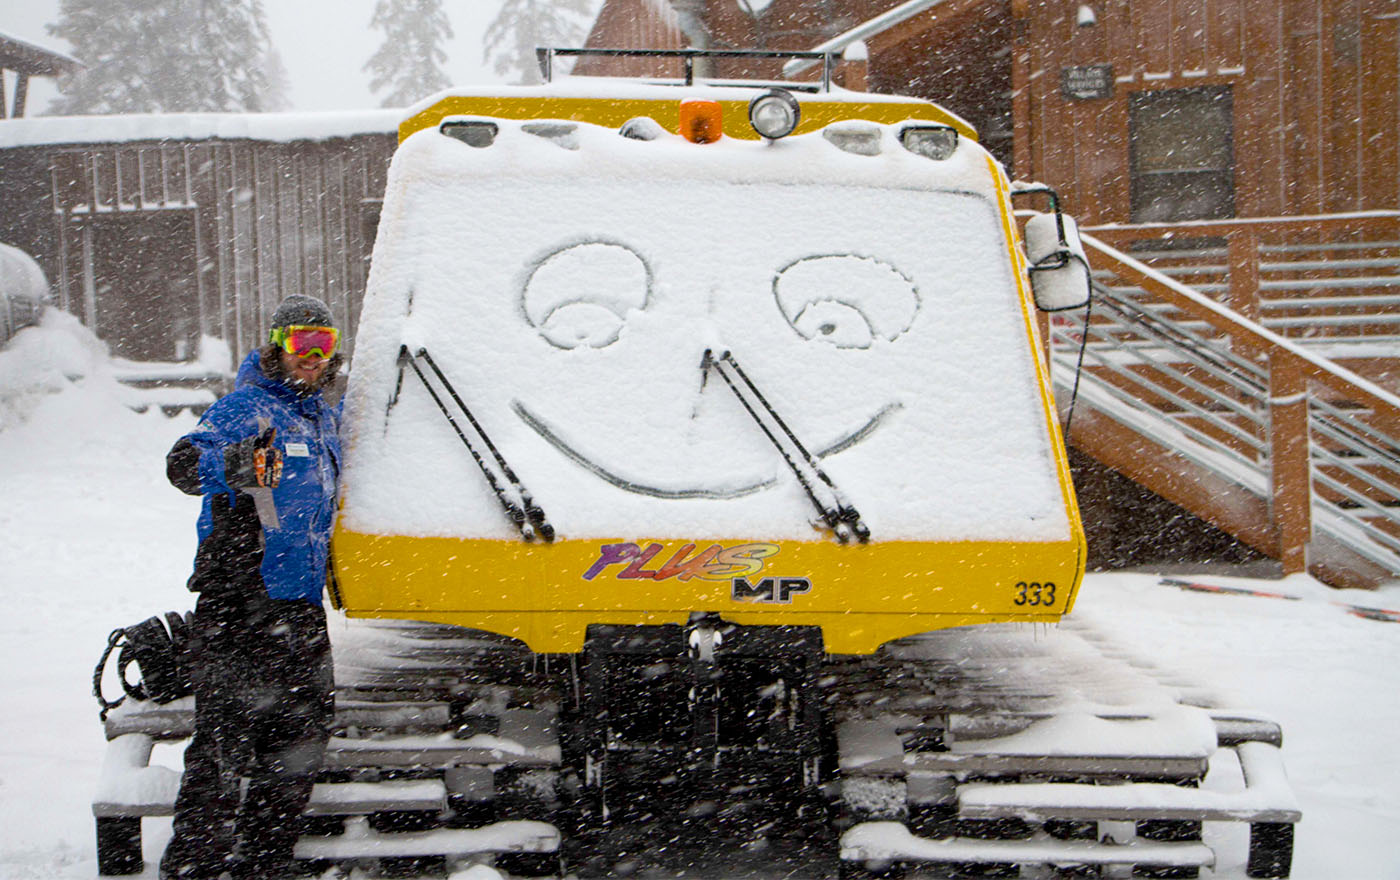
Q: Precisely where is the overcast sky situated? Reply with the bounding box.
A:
[2,0,508,114]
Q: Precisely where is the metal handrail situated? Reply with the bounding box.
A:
[1310,397,1400,459]
[1051,231,1400,579]
[1266,313,1400,328]
[1260,277,1400,292]
[1311,502,1400,570]
[1063,370,1269,488]
[1090,293,1271,403]
[1080,235,1400,421]
[1309,472,1400,555]
[1083,220,1400,344]
[1310,443,1400,520]
[1094,287,1271,381]
[1060,340,1268,457]
[1052,292,1268,461]
[1259,294,1400,308]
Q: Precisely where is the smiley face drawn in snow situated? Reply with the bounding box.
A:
[353,167,1067,543]
[511,239,918,499]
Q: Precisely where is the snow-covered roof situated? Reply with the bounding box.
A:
[0,108,402,150]
[0,29,82,77]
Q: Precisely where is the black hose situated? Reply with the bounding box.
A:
[93,629,127,721]
[1062,292,1093,441]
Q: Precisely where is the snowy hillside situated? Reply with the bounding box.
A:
[1,316,1398,878]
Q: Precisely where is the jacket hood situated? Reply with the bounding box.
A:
[235,350,265,389]
[234,349,309,405]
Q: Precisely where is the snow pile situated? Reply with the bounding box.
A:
[0,313,200,879]
[952,704,1217,758]
[343,117,1070,543]
[110,334,233,382]
[0,309,129,431]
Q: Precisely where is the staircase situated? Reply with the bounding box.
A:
[1044,213,1400,589]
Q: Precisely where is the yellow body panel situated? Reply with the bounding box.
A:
[398,93,977,144]
[331,530,1082,654]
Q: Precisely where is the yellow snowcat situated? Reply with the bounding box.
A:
[93,50,1298,880]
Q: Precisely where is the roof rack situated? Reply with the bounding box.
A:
[535,47,839,92]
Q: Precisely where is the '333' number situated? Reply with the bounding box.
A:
[1014,581,1056,606]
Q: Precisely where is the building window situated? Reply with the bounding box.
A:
[1130,87,1235,223]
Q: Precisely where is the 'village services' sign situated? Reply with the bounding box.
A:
[1061,65,1114,100]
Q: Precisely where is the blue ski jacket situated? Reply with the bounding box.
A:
[174,350,342,603]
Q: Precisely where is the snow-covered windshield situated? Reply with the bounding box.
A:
[342,122,1071,543]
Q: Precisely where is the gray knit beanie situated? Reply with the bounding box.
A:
[269,295,335,330]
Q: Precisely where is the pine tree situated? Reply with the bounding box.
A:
[259,47,293,113]
[364,0,454,108]
[47,0,285,115]
[483,0,597,84]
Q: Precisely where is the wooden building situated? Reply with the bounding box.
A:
[0,113,396,363]
[580,0,1400,224]
[0,30,81,119]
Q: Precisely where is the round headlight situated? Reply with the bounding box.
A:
[748,89,801,140]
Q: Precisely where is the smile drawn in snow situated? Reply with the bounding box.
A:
[512,398,903,500]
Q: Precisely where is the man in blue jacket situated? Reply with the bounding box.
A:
[160,295,343,880]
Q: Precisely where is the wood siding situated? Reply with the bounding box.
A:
[1015,0,1400,222]
[576,0,687,76]
[3,134,394,362]
[582,0,1400,222]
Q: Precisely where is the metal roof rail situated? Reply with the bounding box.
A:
[536,47,838,91]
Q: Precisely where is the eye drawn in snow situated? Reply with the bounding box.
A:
[773,255,920,349]
[522,240,651,349]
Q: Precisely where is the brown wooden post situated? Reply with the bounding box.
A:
[1268,355,1311,574]
[1010,0,1032,180]
[841,58,868,92]
[1227,227,1261,321]
[12,73,28,118]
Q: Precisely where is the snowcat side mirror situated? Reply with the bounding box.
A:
[1022,210,1092,312]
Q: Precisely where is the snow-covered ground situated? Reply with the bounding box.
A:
[1,314,1398,879]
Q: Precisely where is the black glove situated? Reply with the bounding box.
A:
[224,426,282,488]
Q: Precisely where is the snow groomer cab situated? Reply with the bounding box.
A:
[330,45,1095,853]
